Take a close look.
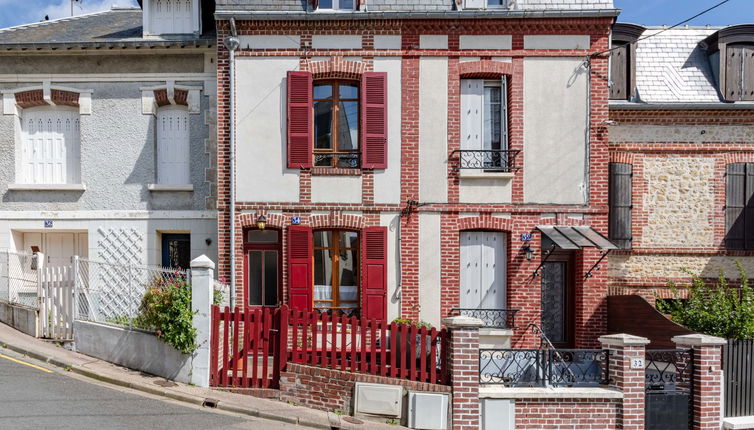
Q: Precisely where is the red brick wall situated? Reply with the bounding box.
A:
[514,398,621,429]
[279,362,450,413]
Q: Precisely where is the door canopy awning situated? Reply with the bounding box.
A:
[536,226,618,250]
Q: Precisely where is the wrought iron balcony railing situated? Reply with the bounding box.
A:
[451,308,518,329]
[479,348,610,387]
[451,149,520,172]
[314,151,360,168]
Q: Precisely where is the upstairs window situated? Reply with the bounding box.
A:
[313,81,360,168]
[21,106,80,185]
[609,41,631,100]
[724,44,754,101]
[317,0,355,10]
[726,163,754,250]
[156,106,190,185]
[151,0,193,34]
[460,78,509,169]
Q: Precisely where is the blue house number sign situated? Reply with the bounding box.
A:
[521,233,532,242]
[291,216,301,225]
[44,220,53,228]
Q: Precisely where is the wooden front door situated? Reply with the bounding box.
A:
[540,252,575,348]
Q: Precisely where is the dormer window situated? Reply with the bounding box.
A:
[317,0,355,11]
[144,0,199,36]
[461,0,508,10]
[609,24,644,101]
[701,24,754,102]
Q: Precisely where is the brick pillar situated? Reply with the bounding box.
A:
[442,315,484,430]
[599,333,650,430]
[672,334,726,430]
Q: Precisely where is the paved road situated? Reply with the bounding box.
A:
[0,349,295,430]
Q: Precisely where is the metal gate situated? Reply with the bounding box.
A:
[645,349,693,430]
[724,339,754,417]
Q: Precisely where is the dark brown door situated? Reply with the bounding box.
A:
[540,252,575,348]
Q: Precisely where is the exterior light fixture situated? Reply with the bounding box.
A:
[523,245,534,261]
[256,214,267,230]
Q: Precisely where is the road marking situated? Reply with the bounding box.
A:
[0,353,53,373]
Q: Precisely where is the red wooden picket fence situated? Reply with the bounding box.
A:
[210,305,450,388]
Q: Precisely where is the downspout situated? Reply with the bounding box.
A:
[224,23,240,309]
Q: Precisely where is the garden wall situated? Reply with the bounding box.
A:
[0,301,38,337]
[74,320,193,384]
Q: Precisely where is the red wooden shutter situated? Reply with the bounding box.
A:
[361,226,387,320]
[287,71,313,168]
[361,72,388,169]
[287,226,313,312]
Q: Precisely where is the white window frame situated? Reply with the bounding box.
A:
[460,78,509,152]
[20,106,81,185]
[156,106,191,185]
[317,0,356,11]
[485,0,508,8]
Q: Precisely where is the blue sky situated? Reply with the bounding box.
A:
[0,0,749,29]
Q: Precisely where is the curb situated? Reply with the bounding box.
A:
[0,339,332,429]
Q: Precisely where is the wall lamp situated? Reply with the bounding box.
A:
[522,245,535,261]
[256,214,267,230]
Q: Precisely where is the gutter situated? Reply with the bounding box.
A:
[0,39,214,52]
[214,8,620,21]
[223,24,240,309]
[609,101,754,111]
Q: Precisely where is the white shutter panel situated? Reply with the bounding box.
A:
[157,107,190,185]
[22,108,78,184]
[479,232,506,310]
[460,79,483,151]
[176,0,193,33]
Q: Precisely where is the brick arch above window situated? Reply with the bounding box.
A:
[458,60,514,79]
[310,212,366,230]
[2,85,92,115]
[457,215,514,232]
[154,89,189,107]
[610,152,635,164]
[240,212,288,229]
[304,57,368,81]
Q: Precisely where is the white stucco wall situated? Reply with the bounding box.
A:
[459,35,512,50]
[418,212,441,328]
[310,176,362,203]
[312,35,362,49]
[419,35,448,49]
[419,57,449,203]
[372,57,402,205]
[523,35,591,50]
[380,212,401,322]
[523,57,588,204]
[237,35,300,50]
[235,57,300,203]
[459,177,513,203]
[374,35,401,50]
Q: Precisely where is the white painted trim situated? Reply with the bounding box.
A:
[7,183,86,191]
[0,210,216,220]
[0,73,215,83]
[139,84,204,91]
[723,416,754,429]
[0,85,94,115]
[459,170,516,179]
[147,184,194,192]
[479,386,623,400]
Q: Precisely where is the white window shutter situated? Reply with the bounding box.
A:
[22,108,79,184]
[460,79,483,151]
[157,107,190,185]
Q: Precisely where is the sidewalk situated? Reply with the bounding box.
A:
[0,323,406,430]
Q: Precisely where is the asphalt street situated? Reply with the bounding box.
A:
[0,349,296,430]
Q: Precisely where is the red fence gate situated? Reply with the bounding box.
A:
[210,305,449,389]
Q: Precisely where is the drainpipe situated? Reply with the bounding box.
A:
[223,24,240,309]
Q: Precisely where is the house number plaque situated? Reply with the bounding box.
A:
[630,357,645,369]
[521,233,532,242]
[44,220,53,228]
[291,216,301,225]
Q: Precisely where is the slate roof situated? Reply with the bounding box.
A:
[215,0,615,15]
[631,27,722,104]
[0,8,213,50]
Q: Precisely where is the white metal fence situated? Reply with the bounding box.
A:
[0,250,40,308]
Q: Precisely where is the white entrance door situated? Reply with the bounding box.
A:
[22,232,88,267]
[460,231,506,309]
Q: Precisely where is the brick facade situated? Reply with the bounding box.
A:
[513,398,621,429]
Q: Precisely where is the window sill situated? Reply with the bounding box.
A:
[147,184,194,192]
[459,170,515,179]
[310,167,362,177]
[7,183,86,191]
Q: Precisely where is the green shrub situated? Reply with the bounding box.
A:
[391,317,433,329]
[137,275,197,354]
[657,262,754,340]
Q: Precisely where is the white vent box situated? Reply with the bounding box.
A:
[408,391,450,430]
[354,383,403,418]
[482,399,515,430]
[463,0,485,9]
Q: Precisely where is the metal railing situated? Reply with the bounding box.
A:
[313,151,360,168]
[645,349,693,393]
[451,308,518,329]
[0,250,40,308]
[451,149,520,171]
[480,348,609,387]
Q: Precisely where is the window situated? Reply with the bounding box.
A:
[286,71,387,169]
[313,230,359,315]
[317,0,355,10]
[460,78,509,169]
[245,229,280,307]
[609,41,631,100]
[608,163,632,249]
[724,44,754,101]
[725,163,754,250]
[21,106,80,184]
[162,234,190,269]
[313,81,360,168]
[486,0,506,7]
[151,0,193,34]
[156,106,190,185]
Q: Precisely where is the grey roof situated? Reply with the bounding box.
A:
[632,27,722,104]
[0,8,213,50]
[216,0,615,15]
